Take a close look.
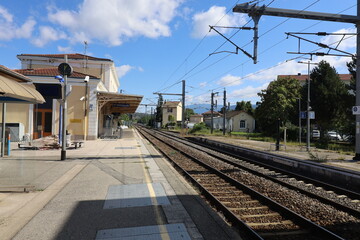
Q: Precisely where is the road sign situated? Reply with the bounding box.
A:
[300,111,315,119]
[353,106,360,115]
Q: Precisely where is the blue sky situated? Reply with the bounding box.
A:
[0,0,357,113]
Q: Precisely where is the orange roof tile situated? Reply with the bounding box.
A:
[14,68,98,79]
[18,53,112,62]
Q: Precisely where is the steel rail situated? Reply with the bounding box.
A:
[137,126,345,240]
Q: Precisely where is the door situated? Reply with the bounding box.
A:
[33,109,52,139]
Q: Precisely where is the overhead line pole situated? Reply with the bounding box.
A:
[233,1,360,160]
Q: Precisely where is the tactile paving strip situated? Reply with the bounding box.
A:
[96,223,191,240]
[104,183,170,209]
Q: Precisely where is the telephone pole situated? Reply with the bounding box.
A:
[233,1,360,159]
[211,91,219,134]
[223,89,227,135]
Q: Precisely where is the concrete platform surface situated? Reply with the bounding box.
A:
[0,129,241,240]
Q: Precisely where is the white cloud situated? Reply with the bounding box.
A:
[217,74,242,87]
[117,65,134,79]
[116,64,143,79]
[320,27,356,52]
[0,6,36,41]
[199,82,207,88]
[31,26,66,47]
[57,45,73,52]
[228,83,268,103]
[191,6,247,38]
[48,0,183,46]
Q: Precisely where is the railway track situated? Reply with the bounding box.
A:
[153,129,360,217]
[136,126,360,240]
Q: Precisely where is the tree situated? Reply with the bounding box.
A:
[235,101,253,114]
[185,108,195,120]
[255,76,302,136]
[309,60,350,133]
[155,94,163,123]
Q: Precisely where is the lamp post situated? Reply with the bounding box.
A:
[296,97,301,145]
[58,55,73,160]
[84,76,89,141]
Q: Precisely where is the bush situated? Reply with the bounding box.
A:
[189,122,208,133]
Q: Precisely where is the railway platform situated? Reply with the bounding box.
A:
[0,129,241,240]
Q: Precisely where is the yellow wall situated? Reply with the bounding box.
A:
[0,103,30,133]
[231,112,255,132]
[66,85,86,139]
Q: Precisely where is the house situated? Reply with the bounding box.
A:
[202,110,222,119]
[189,114,203,124]
[277,74,352,86]
[14,53,143,140]
[227,111,255,133]
[162,101,182,126]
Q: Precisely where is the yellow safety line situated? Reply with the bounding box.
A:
[140,150,170,240]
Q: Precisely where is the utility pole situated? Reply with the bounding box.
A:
[233,1,360,160]
[211,91,219,134]
[223,89,227,135]
[298,61,318,151]
[182,80,186,131]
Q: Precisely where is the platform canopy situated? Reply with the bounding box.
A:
[0,67,45,104]
[97,91,143,114]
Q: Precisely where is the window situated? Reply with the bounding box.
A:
[240,120,246,129]
[167,108,173,113]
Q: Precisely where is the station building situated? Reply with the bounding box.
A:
[10,53,142,141]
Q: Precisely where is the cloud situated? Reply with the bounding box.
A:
[217,74,242,87]
[320,27,356,52]
[48,0,183,46]
[0,6,36,41]
[191,6,247,38]
[57,45,73,52]
[117,65,134,79]
[199,82,207,87]
[31,26,67,47]
[116,64,143,79]
[228,83,269,103]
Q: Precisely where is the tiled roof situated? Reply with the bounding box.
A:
[278,74,352,81]
[163,101,181,107]
[202,110,221,115]
[14,68,98,79]
[0,65,31,82]
[18,53,112,62]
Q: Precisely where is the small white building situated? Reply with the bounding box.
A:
[227,111,255,133]
[162,101,182,126]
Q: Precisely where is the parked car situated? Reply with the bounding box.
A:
[326,131,342,141]
[312,130,320,139]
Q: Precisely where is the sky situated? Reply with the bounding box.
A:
[0,0,358,113]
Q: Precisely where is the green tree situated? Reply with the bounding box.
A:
[155,95,163,123]
[185,108,195,120]
[235,101,253,114]
[255,76,302,136]
[309,60,350,133]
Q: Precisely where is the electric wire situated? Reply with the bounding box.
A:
[156,0,242,92]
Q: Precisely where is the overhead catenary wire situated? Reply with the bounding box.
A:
[155,0,242,92]
[185,1,356,97]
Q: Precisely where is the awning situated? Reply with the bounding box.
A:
[97,91,143,114]
[0,75,45,104]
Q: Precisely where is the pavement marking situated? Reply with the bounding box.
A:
[0,164,87,240]
[140,151,171,240]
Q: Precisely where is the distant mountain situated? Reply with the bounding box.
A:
[186,104,235,114]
